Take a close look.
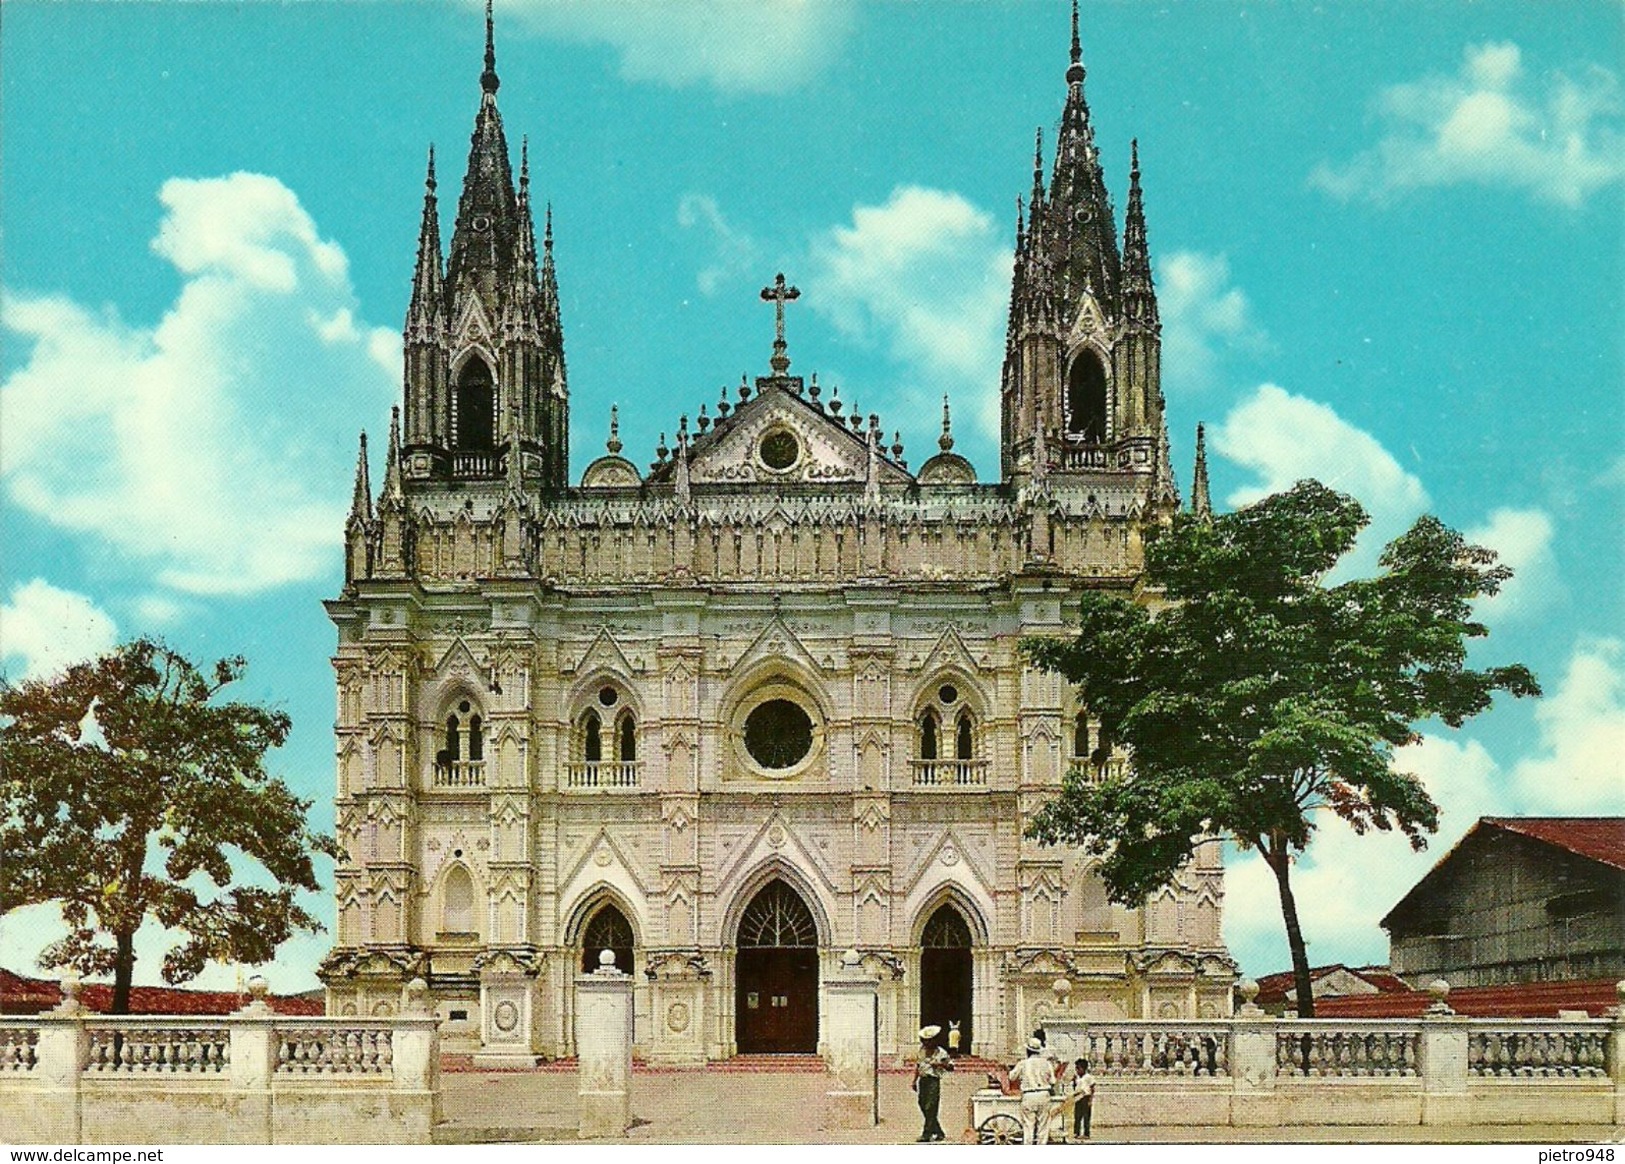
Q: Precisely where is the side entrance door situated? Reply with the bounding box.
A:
[734,880,821,1054]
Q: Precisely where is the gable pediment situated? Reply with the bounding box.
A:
[670,385,913,488]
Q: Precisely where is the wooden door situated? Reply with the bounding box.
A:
[736,947,818,1053]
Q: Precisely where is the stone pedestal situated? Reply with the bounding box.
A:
[1418,980,1468,1126]
[576,951,634,1139]
[475,949,544,1068]
[825,950,880,1128]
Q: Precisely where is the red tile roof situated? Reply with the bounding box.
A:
[1482,817,1625,872]
[1317,978,1622,1019]
[1252,964,1410,1005]
[0,969,323,1016]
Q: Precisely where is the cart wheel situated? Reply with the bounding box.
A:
[977,1114,1023,1144]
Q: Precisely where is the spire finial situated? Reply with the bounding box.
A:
[1033,127,1045,189]
[426,143,437,191]
[520,136,530,189]
[760,272,801,377]
[481,0,500,94]
[606,405,622,455]
[1192,422,1212,519]
[1131,136,1140,179]
[939,395,955,453]
[1067,0,1085,83]
[349,431,373,525]
[543,202,553,252]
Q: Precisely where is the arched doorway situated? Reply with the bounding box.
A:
[735,880,819,1054]
[920,904,974,1054]
[580,902,634,976]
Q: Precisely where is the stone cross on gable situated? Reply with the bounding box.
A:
[760,273,800,376]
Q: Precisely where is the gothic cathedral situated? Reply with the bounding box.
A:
[321,4,1234,1064]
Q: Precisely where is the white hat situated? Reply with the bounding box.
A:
[1026,1037,1043,1052]
[919,1025,942,1040]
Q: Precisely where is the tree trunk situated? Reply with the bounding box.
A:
[1266,845,1315,1019]
[111,931,136,1015]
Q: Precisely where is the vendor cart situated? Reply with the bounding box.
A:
[967,1084,1076,1144]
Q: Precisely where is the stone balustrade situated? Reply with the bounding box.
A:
[1038,982,1625,1129]
[433,759,486,787]
[909,758,989,787]
[0,977,440,1145]
[564,760,643,789]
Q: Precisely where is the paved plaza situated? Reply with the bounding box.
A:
[435,1067,1620,1145]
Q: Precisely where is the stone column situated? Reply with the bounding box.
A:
[1228,981,1276,1128]
[825,949,880,1128]
[229,975,279,1143]
[576,949,634,1139]
[1605,981,1625,1126]
[1418,980,1469,1127]
[31,975,90,1143]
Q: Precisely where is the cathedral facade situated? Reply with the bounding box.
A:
[320,5,1234,1064]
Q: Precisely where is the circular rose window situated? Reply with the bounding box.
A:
[759,430,800,471]
[743,698,814,770]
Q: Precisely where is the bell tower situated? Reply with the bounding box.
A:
[398,1,568,490]
[1001,1,1170,503]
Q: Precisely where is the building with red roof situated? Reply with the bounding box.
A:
[0,968,323,1017]
[1380,816,1623,991]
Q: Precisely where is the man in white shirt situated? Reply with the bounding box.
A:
[1007,1037,1057,1144]
[1069,1058,1096,1140]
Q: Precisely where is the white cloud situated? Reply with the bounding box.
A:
[1312,42,1625,206]
[1465,507,1563,622]
[808,185,1011,441]
[1213,384,1430,574]
[1224,637,1625,978]
[1155,251,1267,392]
[494,0,854,94]
[2,173,398,597]
[0,579,119,684]
[677,194,763,296]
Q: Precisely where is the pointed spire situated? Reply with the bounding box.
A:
[381,407,406,506]
[348,432,372,527]
[406,145,445,334]
[481,0,500,94]
[1154,414,1178,506]
[1047,1,1120,313]
[539,202,562,343]
[1030,127,1047,219]
[674,424,692,502]
[939,395,955,453]
[1122,139,1158,328]
[1192,423,1212,519]
[605,404,622,454]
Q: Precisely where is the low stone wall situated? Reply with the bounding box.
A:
[0,979,440,1145]
[1035,984,1624,1129]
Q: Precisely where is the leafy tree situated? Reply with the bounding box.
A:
[1,638,337,1013]
[1023,481,1538,1016]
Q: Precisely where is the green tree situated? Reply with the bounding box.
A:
[1023,481,1539,1016]
[1,638,337,1013]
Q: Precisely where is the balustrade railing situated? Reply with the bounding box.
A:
[1468,1023,1609,1078]
[1060,446,1109,470]
[909,759,989,787]
[1053,1024,1231,1076]
[276,1026,393,1075]
[1275,1022,1419,1077]
[450,450,499,478]
[564,761,642,789]
[433,759,486,788]
[0,1025,39,1072]
[86,1023,230,1074]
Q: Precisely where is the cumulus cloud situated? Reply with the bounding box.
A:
[1,173,398,597]
[677,194,763,296]
[1212,383,1430,574]
[1465,507,1563,622]
[807,185,1011,441]
[1155,251,1267,393]
[0,579,119,683]
[1225,637,1625,976]
[494,0,854,94]
[1312,42,1625,206]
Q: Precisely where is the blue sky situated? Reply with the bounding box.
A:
[2,1,1621,993]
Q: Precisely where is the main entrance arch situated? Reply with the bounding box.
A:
[734,880,819,1054]
[920,903,974,1053]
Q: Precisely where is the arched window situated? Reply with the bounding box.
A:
[455,360,495,451]
[444,714,461,762]
[581,903,634,973]
[468,715,483,762]
[737,881,818,947]
[582,710,602,764]
[922,904,973,948]
[1066,350,1108,442]
[442,865,475,935]
[1073,712,1090,760]
[616,711,637,763]
[955,711,974,761]
[919,711,939,761]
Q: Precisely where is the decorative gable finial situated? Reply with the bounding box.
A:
[606,404,622,454]
[481,0,500,94]
[1192,422,1212,519]
[1069,0,1084,83]
[760,272,801,378]
[939,395,956,453]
